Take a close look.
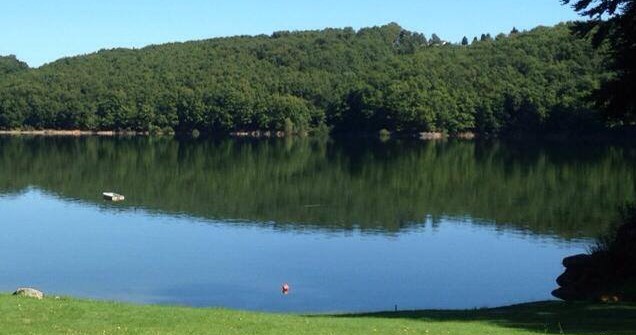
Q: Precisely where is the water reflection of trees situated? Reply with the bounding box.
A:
[0,136,634,238]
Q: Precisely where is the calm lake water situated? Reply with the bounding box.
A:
[1,137,635,312]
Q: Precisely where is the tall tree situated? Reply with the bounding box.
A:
[461,36,469,45]
[429,33,442,45]
[562,0,636,123]
[480,33,493,42]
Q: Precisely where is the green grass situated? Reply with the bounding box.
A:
[1,295,635,334]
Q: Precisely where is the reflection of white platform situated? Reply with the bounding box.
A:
[102,192,125,202]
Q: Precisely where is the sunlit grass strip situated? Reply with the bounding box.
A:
[1,294,635,334]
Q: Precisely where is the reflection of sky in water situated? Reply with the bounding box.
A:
[0,189,588,312]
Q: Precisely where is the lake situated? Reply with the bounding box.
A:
[1,136,635,313]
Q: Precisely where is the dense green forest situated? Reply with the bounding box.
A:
[0,23,613,136]
[0,55,28,76]
[1,137,634,238]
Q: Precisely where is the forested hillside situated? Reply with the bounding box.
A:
[0,23,611,136]
[0,55,28,76]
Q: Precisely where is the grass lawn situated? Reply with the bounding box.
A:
[1,294,635,334]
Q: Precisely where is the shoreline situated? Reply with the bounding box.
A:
[6,290,555,312]
[1,128,634,143]
[0,129,457,139]
[2,293,633,334]
[0,130,149,136]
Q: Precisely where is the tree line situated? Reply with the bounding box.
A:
[0,23,613,136]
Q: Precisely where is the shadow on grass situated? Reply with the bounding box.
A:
[330,301,636,334]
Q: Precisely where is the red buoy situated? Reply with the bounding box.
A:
[281,283,290,295]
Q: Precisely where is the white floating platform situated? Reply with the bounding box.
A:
[103,192,125,202]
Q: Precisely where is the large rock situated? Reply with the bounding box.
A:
[553,252,622,302]
[556,267,584,287]
[562,254,592,268]
[13,287,44,300]
[552,287,584,301]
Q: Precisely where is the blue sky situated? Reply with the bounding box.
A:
[2,0,580,67]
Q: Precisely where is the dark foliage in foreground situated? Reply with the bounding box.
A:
[0,23,611,135]
[592,205,636,279]
[553,205,636,302]
[563,0,636,123]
